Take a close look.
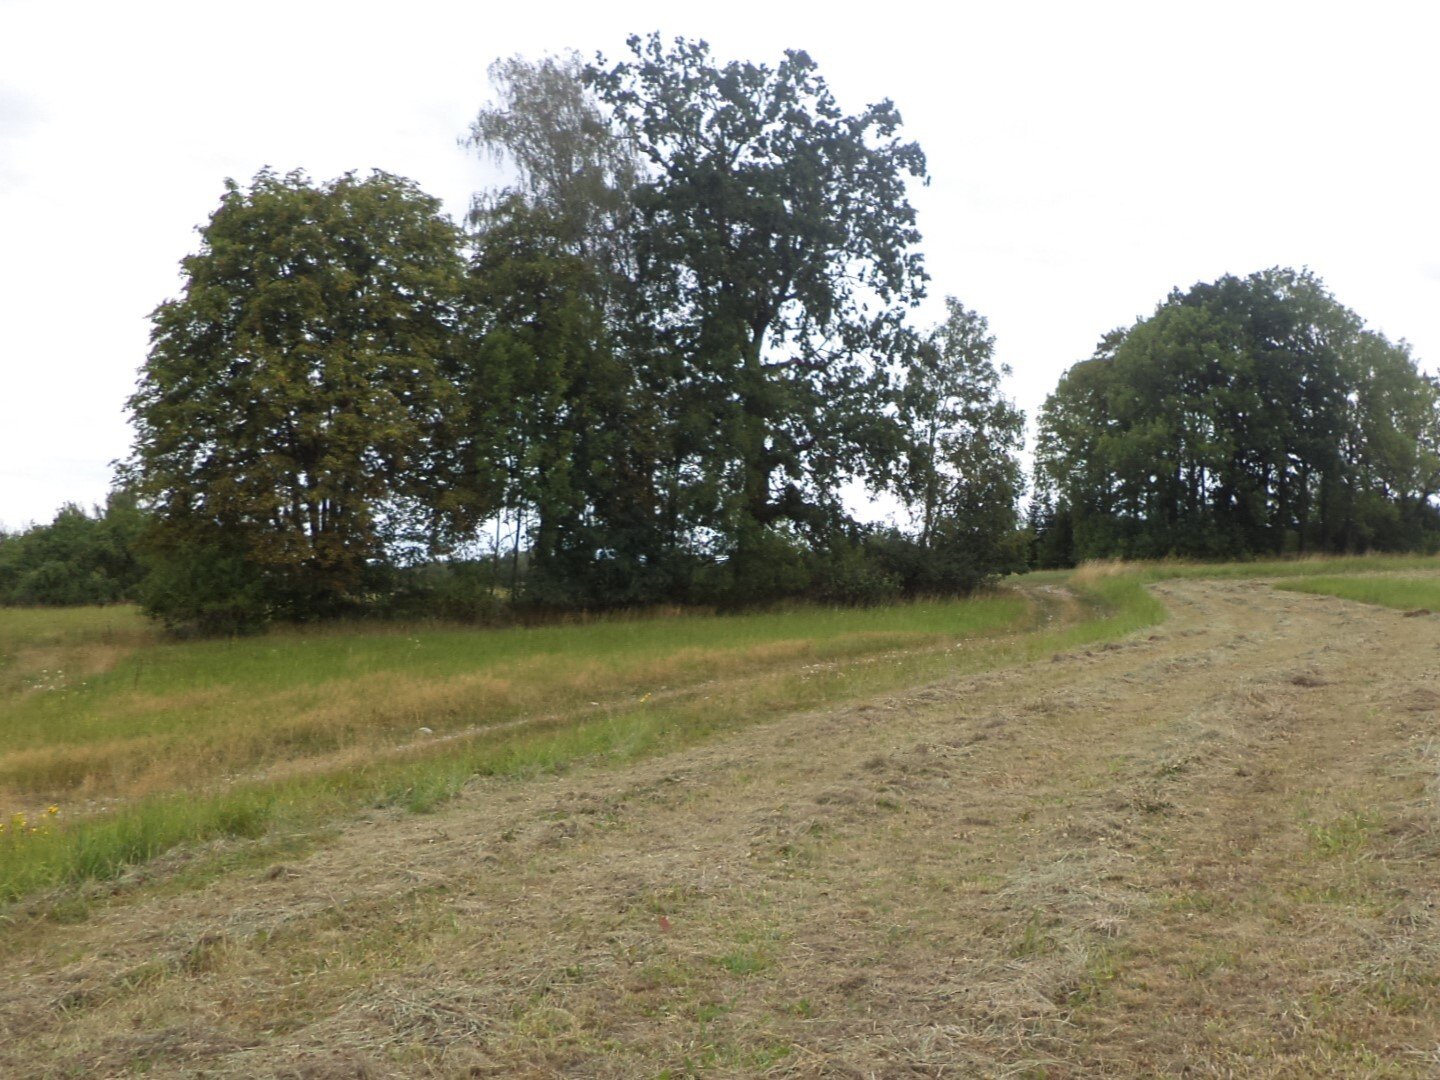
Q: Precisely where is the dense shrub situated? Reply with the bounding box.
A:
[0,495,145,606]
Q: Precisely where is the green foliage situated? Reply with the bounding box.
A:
[367,559,505,623]
[1025,493,1076,569]
[899,299,1027,582]
[702,525,815,608]
[452,37,1024,612]
[134,529,271,635]
[0,493,146,606]
[589,34,930,597]
[124,169,470,629]
[804,533,903,606]
[1037,268,1440,561]
[463,53,676,609]
[115,39,1031,627]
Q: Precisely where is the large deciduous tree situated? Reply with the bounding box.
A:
[461,54,680,607]
[1037,268,1440,561]
[588,34,929,596]
[124,169,469,628]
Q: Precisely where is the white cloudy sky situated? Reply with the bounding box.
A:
[2,0,1437,529]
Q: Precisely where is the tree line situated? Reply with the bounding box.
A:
[115,36,1026,631]
[11,39,1437,625]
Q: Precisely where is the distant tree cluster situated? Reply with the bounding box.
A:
[118,35,1026,631]
[0,494,145,605]
[1034,268,1440,562]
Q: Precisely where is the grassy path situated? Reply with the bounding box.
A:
[4,579,1438,1075]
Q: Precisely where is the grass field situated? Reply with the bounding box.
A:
[7,556,1437,903]
[8,557,1437,904]
[4,595,1042,795]
[6,556,1440,1075]
[1040,550,1440,584]
[0,575,1164,901]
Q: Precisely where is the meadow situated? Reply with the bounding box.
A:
[1,576,1165,901]
[5,553,1437,906]
[6,555,1440,1075]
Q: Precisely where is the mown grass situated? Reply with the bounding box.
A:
[1273,573,1440,611]
[0,575,1161,903]
[12,551,1423,906]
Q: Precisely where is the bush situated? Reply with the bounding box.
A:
[701,526,813,609]
[137,533,272,635]
[805,538,901,605]
[369,560,505,623]
[0,495,146,606]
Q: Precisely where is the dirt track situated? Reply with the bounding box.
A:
[4,580,1439,1077]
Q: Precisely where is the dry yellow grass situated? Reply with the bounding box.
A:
[3,580,1439,1075]
[1068,557,1150,582]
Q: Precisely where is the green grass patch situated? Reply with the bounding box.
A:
[0,604,153,697]
[715,950,770,976]
[0,603,153,658]
[1273,574,1440,612]
[0,594,1030,759]
[1304,810,1381,858]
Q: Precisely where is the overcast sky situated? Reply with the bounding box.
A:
[2,0,1437,530]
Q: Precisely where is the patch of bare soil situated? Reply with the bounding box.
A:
[4,581,1439,1077]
